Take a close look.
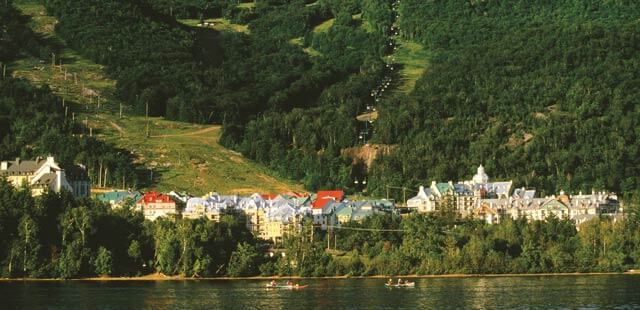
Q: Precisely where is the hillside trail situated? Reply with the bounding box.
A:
[151,125,220,138]
[356,0,401,123]
[109,121,126,135]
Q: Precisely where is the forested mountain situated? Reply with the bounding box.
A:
[370,0,640,198]
[33,0,640,198]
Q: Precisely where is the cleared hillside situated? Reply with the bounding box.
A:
[11,3,303,195]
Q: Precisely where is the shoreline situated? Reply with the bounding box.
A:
[2,271,639,282]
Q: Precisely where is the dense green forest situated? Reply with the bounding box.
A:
[0,2,138,188]
[0,180,257,278]
[368,0,640,198]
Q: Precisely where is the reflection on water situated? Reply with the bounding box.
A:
[1,275,640,309]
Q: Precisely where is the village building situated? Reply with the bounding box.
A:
[312,190,344,230]
[408,165,620,227]
[0,156,90,197]
[96,190,142,208]
[168,191,192,204]
[239,193,268,237]
[264,204,307,244]
[406,186,436,213]
[135,191,179,221]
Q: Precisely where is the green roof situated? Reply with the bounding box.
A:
[96,191,141,204]
[336,205,354,217]
[542,199,568,210]
[435,183,452,195]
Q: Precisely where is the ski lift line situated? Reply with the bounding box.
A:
[326,225,407,232]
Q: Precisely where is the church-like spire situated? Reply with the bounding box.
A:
[473,164,489,184]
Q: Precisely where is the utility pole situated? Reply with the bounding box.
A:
[23,221,28,274]
[386,185,409,204]
[145,101,150,137]
[2,63,6,78]
[119,102,123,119]
[404,187,407,204]
[327,227,330,250]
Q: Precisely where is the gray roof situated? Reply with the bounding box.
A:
[454,183,473,195]
[0,158,45,175]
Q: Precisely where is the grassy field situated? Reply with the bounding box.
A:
[313,18,334,33]
[393,37,431,94]
[237,2,256,10]
[313,14,369,34]
[178,18,249,34]
[11,3,304,195]
[289,37,322,57]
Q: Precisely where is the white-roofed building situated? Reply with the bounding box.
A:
[407,186,436,213]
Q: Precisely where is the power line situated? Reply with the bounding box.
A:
[326,225,406,232]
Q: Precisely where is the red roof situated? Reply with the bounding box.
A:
[312,190,344,209]
[261,193,278,200]
[137,191,175,204]
[283,191,309,198]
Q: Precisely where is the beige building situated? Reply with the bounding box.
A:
[0,156,90,197]
[408,165,620,226]
[135,191,179,221]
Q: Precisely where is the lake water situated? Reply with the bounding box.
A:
[2,275,640,309]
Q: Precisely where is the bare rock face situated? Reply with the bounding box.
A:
[342,144,396,168]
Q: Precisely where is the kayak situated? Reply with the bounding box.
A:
[385,282,415,287]
[266,284,309,289]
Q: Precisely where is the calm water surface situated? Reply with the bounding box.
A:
[2,275,640,309]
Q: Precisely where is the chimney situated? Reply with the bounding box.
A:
[56,170,63,192]
[47,156,55,164]
[0,161,7,170]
